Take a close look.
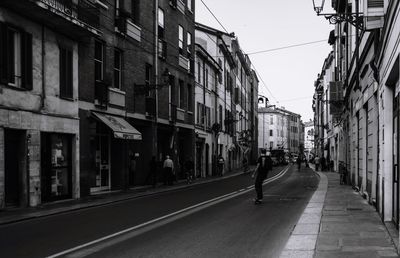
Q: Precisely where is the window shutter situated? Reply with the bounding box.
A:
[21,31,33,90]
[66,49,73,98]
[0,22,7,84]
[364,0,384,30]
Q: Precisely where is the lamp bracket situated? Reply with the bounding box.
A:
[317,13,364,30]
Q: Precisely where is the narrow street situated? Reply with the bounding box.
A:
[0,165,318,258]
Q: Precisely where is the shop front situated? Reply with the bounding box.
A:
[41,133,73,202]
[89,112,142,194]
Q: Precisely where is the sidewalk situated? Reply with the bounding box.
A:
[0,167,252,225]
[281,169,400,258]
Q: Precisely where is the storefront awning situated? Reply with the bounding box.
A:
[92,112,142,140]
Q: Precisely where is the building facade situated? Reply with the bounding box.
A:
[0,0,197,208]
[313,0,400,246]
[78,0,196,195]
[0,0,100,208]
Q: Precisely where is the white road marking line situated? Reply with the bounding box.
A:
[47,165,290,258]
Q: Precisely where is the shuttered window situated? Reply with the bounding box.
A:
[59,47,73,99]
[0,22,32,90]
[367,0,384,8]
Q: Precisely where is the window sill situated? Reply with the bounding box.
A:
[2,84,28,91]
[95,0,109,10]
[59,96,75,102]
[108,87,126,95]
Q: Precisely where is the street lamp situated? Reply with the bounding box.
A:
[312,0,325,15]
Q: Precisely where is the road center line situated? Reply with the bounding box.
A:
[47,165,290,258]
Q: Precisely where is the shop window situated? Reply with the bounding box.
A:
[41,134,72,202]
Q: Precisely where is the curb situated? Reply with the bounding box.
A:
[279,170,328,258]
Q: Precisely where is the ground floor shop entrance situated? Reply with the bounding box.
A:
[4,129,27,207]
[41,133,73,202]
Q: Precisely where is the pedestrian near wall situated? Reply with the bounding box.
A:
[252,149,272,204]
[217,155,225,176]
[314,155,320,171]
[163,155,174,185]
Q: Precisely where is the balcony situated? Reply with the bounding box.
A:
[179,55,189,71]
[1,0,101,37]
[108,87,125,108]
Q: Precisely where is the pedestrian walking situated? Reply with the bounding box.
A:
[252,149,272,204]
[297,155,302,170]
[314,155,320,171]
[184,156,194,184]
[217,155,225,176]
[128,153,136,186]
[163,155,174,185]
[321,156,326,171]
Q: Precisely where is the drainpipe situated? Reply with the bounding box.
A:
[153,0,159,161]
[41,25,46,109]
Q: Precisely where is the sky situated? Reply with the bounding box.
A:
[195,0,335,122]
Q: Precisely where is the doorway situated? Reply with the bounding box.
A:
[4,129,27,207]
[41,133,72,202]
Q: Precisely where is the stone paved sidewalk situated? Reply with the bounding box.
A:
[281,171,399,258]
[316,172,399,258]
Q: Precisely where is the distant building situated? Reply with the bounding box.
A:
[258,106,302,156]
[304,120,314,161]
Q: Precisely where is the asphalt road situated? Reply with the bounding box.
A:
[0,165,319,258]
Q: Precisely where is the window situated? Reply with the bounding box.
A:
[0,23,32,89]
[158,8,165,39]
[197,62,201,83]
[269,130,273,136]
[94,40,104,81]
[131,0,140,24]
[205,68,208,88]
[178,25,184,54]
[145,63,152,97]
[197,102,204,125]
[219,105,223,129]
[59,47,73,99]
[187,31,192,55]
[206,106,211,128]
[270,116,273,125]
[270,141,274,149]
[187,84,192,111]
[179,79,184,108]
[187,0,192,11]
[114,49,122,89]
